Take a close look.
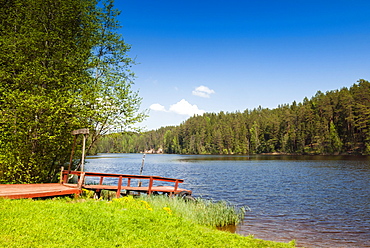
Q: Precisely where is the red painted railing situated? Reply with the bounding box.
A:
[62,170,188,198]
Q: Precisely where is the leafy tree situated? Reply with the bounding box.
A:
[0,0,145,183]
[85,0,146,153]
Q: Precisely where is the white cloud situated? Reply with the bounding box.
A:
[192,85,215,98]
[169,99,205,116]
[150,103,166,112]
[150,99,205,116]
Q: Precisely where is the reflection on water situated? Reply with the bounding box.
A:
[86,154,370,248]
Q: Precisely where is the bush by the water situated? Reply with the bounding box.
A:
[0,197,296,247]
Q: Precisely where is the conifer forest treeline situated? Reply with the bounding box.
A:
[95,80,370,155]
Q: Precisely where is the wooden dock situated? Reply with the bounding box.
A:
[0,183,81,199]
[63,170,192,198]
[0,170,192,199]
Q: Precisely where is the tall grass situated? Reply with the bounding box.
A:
[86,189,247,227]
[140,195,246,227]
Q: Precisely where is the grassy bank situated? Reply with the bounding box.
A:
[0,197,296,248]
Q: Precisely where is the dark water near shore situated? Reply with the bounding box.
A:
[86,154,370,248]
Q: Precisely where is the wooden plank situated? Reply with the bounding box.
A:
[0,183,81,199]
[71,128,89,135]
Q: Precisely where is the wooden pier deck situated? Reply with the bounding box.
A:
[64,170,192,198]
[0,171,192,199]
[0,183,81,199]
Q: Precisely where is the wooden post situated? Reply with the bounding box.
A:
[59,166,64,184]
[138,153,146,187]
[94,176,104,199]
[77,172,86,190]
[116,176,122,198]
[127,178,131,187]
[148,177,153,195]
[174,180,179,192]
[71,129,89,172]
[81,134,86,172]
[63,172,68,184]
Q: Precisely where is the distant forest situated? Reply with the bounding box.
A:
[94,80,370,155]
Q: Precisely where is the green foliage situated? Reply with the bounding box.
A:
[0,198,295,248]
[97,80,370,155]
[0,0,145,183]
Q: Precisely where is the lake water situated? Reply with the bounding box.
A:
[86,154,370,248]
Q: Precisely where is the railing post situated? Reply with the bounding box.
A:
[62,170,69,184]
[94,176,104,199]
[174,180,179,192]
[116,176,122,198]
[59,167,64,184]
[127,178,131,187]
[148,177,153,195]
[77,172,85,190]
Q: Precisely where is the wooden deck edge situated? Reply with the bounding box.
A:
[0,183,82,199]
[0,188,81,199]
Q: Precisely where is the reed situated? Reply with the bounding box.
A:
[140,195,247,227]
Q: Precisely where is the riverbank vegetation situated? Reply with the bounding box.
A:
[140,195,246,227]
[0,197,295,247]
[95,80,370,155]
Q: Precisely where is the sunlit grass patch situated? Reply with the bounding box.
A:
[0,197,295,248]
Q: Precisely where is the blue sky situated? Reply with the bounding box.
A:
[115,0,370,131]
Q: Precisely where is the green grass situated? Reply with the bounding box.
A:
[0,197,296,248]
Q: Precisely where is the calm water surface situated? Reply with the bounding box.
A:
[86,154,370,248]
